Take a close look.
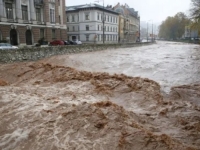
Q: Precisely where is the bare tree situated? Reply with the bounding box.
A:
[190,0,200,20]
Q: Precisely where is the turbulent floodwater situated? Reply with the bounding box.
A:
[43,41,200,93]
[0,41,200,150]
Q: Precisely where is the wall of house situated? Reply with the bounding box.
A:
[66,9,119,44]
[0,0,67,45]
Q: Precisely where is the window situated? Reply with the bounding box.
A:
[22,5,28,20]
[111,27,112,32]
[59,15,61,24]
[108,35,109,41]
[5,3,13,19]
[78,15,79,22]
[98,35,100,41]
[116,27,118,32]
[72,15,75,22]
[101,34,103,41]
[105,26,106,31]
[67,27,69,31]
[86,35,89,41]
[107,26,109,32]
[50,8,55,23]
[67,16,69,22]
[40,29,44,38]
[85,13,90,20]
[101,14,102,21]
[98,25,99,31]
[36,8,41,21]
[107,15,108,22]
[86,25,89,31]
[73,26,75,31]
[52,29,56,39]
[111,16,112,23]
[97,13,99,20]
[116,18,118,23]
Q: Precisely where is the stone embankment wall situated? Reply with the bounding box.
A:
[0,42,153,63]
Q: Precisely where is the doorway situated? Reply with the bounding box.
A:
[10,29,18,45]
[26,30,32,45]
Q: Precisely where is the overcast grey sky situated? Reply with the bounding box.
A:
[66,0,191,24]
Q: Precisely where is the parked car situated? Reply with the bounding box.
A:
[49,40,64,46]
[0,43,18,50]
[68,40,77,45]
[63,40,70,45]
[74,40,82,45]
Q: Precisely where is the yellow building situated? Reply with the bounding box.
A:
[113,3,139,43]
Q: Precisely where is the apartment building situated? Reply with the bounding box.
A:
[113,3,140,43]
[66,4,119,44]
[0,0,67,46]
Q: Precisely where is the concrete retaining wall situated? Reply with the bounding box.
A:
[0,42,154,63]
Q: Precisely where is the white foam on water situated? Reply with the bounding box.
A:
[0,128,30,150]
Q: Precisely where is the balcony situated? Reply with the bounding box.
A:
[34,0,44,6]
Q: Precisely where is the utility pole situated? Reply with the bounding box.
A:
[95,0,105,44]
[138,16,140,42]
[152,22,153,42]
[147,22,148,42]
[103,0,105,44]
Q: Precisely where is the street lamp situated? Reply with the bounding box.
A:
[147,20,153,42]
[152,21,153,42]
[138,16,140,42]
[95,0,105,44]
[147,22,148,42]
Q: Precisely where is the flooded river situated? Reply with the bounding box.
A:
[0,41,200,150]
[46,41,200,93]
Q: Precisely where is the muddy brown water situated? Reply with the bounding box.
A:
[0,41,200,150]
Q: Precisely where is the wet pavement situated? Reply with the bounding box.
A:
[50,41,200,93]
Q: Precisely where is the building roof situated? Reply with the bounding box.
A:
[115,7,125,15]
[127,8,139,18]
[66,3,119,15]
[113,3,139,18]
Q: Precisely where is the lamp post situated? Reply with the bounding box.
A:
[138,16,140,42]
[147,22,148,42]
[152,22,153,42]
[95,0,105,44]
[147,20,153,42]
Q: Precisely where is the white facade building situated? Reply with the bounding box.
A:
[66,4,119,44]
